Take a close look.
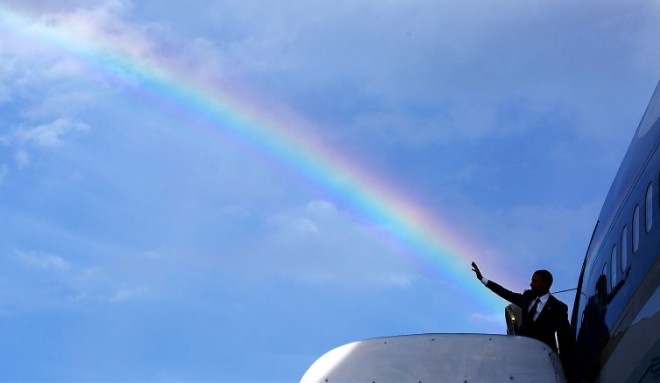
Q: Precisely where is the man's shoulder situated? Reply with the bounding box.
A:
[548,295,569,310]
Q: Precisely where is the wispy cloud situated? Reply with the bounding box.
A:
[17,118,89,147]
[108,286,150,304]
[9,249,156,310]
[15,250,71,271]
[261,199,418,289]
[14,150,28,168]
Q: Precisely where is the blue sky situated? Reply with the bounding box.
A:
[1,1,659,381]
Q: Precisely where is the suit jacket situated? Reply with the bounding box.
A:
[485,280,575,358]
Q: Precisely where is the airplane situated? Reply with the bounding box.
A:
[299,80,660,382]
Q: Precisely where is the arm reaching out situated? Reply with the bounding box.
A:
[471,262,525,309]
[471,262,483,280]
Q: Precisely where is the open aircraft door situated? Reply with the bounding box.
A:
[300,333,566,383]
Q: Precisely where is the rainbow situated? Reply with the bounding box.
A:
[0,6,504,312]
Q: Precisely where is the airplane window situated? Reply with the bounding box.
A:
[633,204,640,253]
[621,226,628,271]
[646,182,653,233]
[610,245,617,288]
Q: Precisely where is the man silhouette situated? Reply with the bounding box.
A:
[471,262,574,378]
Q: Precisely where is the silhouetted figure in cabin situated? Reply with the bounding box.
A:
[574,269,628,381]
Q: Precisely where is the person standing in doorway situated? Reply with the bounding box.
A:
[471,262,575,379]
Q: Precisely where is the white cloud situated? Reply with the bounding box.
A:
[8,248,159,310]
[294,218,319,234]
[260,200,418,289]
[108,287,149,304]
[15,150,29,169]
[18,118,89,147]
[39,1,155,63]
[44,57,89,80]
[380,273,414,288]
[269,200,337,239]
[304,200,336,213]
[0,2,153,124]
[15,250,71,271]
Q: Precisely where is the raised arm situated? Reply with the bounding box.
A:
[472,262,525,306]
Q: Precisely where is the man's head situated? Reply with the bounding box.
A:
[530,270,553,296]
